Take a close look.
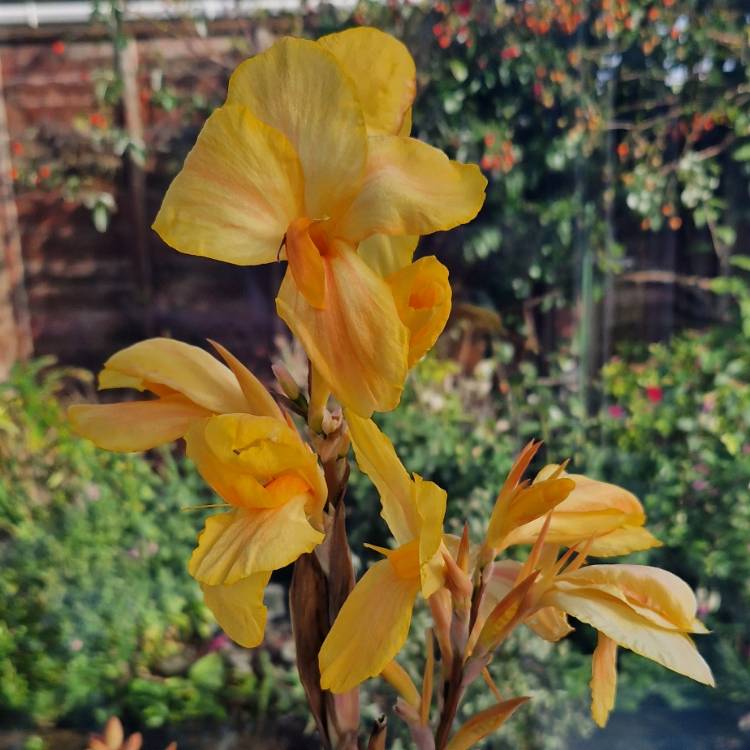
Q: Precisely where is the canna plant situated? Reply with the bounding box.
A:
[69,27,713,750]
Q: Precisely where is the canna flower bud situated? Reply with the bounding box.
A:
[272,361,301,401]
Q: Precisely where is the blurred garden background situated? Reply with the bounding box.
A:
[1,0,750,748]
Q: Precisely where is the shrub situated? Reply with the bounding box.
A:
[0,360,305,728]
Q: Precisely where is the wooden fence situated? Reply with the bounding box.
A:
[0,12,730,381]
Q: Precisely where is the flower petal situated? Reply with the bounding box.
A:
[346,412,420,545]
[502,470,652,550]
[381,660,421,709]
[189,499,324,585]
[227,37,366,220]
[334,135,487,243]
[480,559,523,622]
[539,471,647,517]
[99,338,250,414]
[488,477,576,549]
[388,256,452,367]
[104,717,124,748]
[285,217,327,309]
[445,697,529,750]
[68,396,210,452]
[557,564,701,632]
[186,414,326,512]
[276,245,409,417]
[201,571,271,648]
[526,606,574,642]
[413,475,447,597]
[153,104,303,265]
[544,588,714,685]
[586,526,662,557]
[319,557,419,693]
[590,633,618,728]
[317,27,416,135]
[209,340,285,421]
[358,234,418,277]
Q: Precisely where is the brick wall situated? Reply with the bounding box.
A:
[1,19,294,377]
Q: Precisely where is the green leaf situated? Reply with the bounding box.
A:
[729,255,750,272]
[188,653,225,691]
[449,59,468,82]
[731,142,750,161]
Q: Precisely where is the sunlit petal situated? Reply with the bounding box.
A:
[413,475,448,597]
[388,256,452,367]
[358,234,418,277]
[488,477,575,550]
[557,564,702,632]
[590,633,618,728]
[153,104,303,265]
[545,588,714,685]
[185,414,326,512]
[98,338,250,414]
[502,470,653,551]
[586,526,662,556]
[319,558,420,693]
[526,606,574,642]
[285,217,327,309]
[227,37,366,219]
[537,470,647,517]
[318,27,416,135]
[334,135,486,243]
[445,697,529,750]
[209,340,285,422]
[276,245,409,417]
[201,571,271,648]
[189,499,324,586]
[68,396,210,452]
[346,411,419,545]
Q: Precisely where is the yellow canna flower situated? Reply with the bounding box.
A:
[483,550,713,727]
[318,412,446,692]
[185,412,327,648]
[152,28,486,417]
[484,441,576,554]
[70,337,325,649]
[541,563,714,726]
[68,338,283,452]
[478,449,712,730]
[502,464,662,556]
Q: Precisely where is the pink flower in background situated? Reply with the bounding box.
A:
[645,385,663,404]
[207,634,230,652]
[51,40,66,55]
[607,404,625,419]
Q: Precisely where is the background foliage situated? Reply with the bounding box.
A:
[0,361,305,732]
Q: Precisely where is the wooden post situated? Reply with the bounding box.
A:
[113,5,153,336]
[0,50,33,378]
